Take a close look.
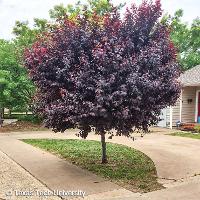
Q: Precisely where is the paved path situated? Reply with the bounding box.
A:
[81,176,200,200]
[118,133,200,181]
[7,128,200,181]
[0,134,121,200]
[0,149,61,200]
[0,128,200,199]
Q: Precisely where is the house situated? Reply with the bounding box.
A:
[158,65,200,128]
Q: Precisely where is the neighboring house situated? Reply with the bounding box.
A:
[158,65,200,128]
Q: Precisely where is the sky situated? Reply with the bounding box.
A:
[0,0,199,40]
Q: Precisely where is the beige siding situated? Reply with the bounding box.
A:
[172,87,196,126]
[181,87,196,123]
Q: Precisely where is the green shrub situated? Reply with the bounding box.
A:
[4,114,26,119]
[18,115,42,124]
[194,125,200,133]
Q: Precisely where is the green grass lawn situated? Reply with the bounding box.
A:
[170,132,200,139]
[22,139,162,193]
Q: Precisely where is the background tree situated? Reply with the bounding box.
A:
[24,0,180,163]
[49,0,123,20]
[2,18,50,114]
[163,9,200,70]
[0,0,121,116]
[0,39,35,115]
[13,19,48,62]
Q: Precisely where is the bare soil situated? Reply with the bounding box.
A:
[0,121,47,133]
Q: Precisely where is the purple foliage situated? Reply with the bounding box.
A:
[24,0,181,138]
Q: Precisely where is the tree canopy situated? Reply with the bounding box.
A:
[163,9,200,70]
[24,0,181,162]
[0,0,122,114]
[0,40,35,112]
[0,18,46,113]
[13,1,200,73]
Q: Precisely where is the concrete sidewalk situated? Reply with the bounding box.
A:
[0,129,200,199]
[0,136,121,199]
[0,149,61,200]
[8,129,200,181]
[82,177,200,200]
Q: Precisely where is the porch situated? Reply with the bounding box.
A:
[157,65,200,129]
[170,86,200,127]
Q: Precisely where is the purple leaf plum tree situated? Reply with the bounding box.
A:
[24,0,181,164]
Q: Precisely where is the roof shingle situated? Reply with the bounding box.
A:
[180,65,200,86]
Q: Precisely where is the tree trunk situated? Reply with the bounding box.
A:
[0,108,3,127]
[101,132,108,164]
[2,108,4,118]
[0,108,4,118]
[8,109,11,117]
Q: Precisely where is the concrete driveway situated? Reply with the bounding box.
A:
[122,131,200,181]
[7,128,200,181]
[0,128,200,199]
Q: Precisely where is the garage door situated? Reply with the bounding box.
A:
[157,108,167,127]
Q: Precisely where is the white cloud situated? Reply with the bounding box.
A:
[0,0,199,40]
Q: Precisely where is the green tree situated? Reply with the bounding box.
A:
[0,39,35,114]
[8,19,49,112]
[8,0,121,116]
[48,0,118,20]
[164,9,200,70]
[13,19,48,61]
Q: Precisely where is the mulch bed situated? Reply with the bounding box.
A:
[180,123,196,131]
[0,121,47,133]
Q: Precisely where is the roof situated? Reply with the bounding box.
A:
[180,65,200,87]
